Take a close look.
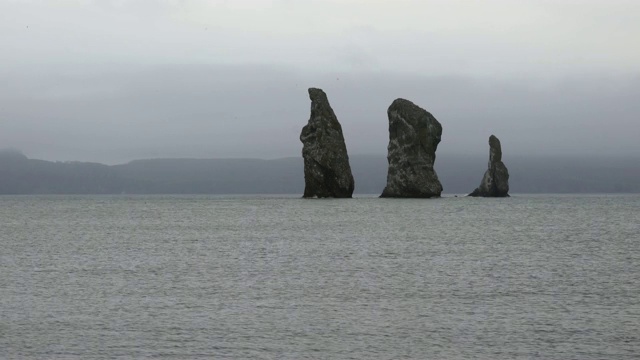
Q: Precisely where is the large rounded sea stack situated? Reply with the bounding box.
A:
[380,98,443,198]
[300,88,354,198]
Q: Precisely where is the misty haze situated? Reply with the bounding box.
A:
[2,66,640,165]
[1,1,639,359]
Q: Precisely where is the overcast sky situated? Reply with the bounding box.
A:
[1,0,639,164]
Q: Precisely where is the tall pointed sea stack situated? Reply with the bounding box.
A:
[300,88,354,198]
[380,99,443,198]
[468,135,510,197]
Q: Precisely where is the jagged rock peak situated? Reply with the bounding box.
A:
[299,88,354,198]
[489,134,502,163]
[380,98,443,198]
[308,87,328,103]
[468,135,510,197]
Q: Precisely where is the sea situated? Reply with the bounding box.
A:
[1,194,638,359]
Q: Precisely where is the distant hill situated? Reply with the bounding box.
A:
[1,149,639,194]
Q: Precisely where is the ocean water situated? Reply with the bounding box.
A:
[1,194,639,359]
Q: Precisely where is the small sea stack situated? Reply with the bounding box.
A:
[300,88,354,198]
[468,135,510,197]
[380,98,443,198]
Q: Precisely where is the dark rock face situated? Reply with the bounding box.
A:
[469,135,510,197]
[380,99,443,198]
[300,88,354,198]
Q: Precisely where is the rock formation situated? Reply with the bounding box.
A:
[380,99,443,198]
[300,88,354,198]
[468,135,510,197]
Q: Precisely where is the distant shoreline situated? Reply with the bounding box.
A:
[1,150,639,195]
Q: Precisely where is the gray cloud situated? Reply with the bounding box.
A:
[2,1,639,75]
[1,64,639,164]
[0,1,639,163]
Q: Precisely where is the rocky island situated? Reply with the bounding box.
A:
[468,135,510,197]
[380,98,443,198]
[300,88,355,198]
